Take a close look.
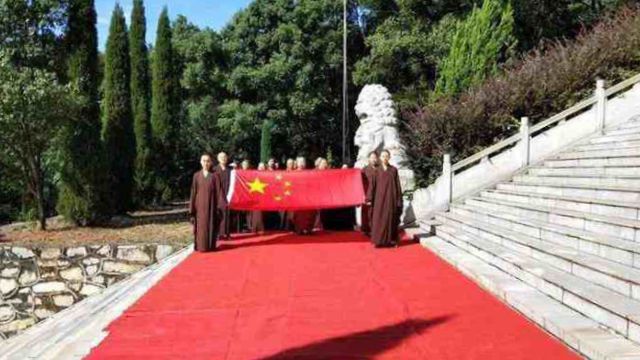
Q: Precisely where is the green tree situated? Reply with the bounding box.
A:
[0,0,68,224]
[0,56,76,229]
[172,16,226,195]
[220,0,366,161]
[151,7,179,202]
[434,0,516,97]
[102,4,135,213]
[57,0,110,225]
[129,0,153,205]
[260,120,273,163]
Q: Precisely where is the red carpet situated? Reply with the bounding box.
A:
[87,231,579,359]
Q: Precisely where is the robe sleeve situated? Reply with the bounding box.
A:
[189,173,197,216]
[394,168,403,208]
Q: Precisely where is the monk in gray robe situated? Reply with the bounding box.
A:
[189,153,219,252]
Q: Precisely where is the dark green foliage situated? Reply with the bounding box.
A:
[435,0,516,97]
[102,4,135,213]
[260,120,273,163]
[219,0,365,162]
[172,16,226,197]
[403,5,640,186]
[57,0,110,225]
[129,0,153,206]
[353,1,474,103]
[151,7,179,202]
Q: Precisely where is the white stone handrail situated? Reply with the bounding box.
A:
[412,73,640,221]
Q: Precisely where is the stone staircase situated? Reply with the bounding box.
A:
[417,117,640,359]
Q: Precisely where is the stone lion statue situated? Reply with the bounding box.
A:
[354,84,415,225]
[354,84,408,169]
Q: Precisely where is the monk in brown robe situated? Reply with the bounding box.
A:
[263,158,281,230]
[214,152,232,240]
[293,157,317,235]
[366,150,403,248]
[189,153,219,252]
[361,151,378,236]
[281,158,297,230]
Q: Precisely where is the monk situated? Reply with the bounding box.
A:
[320,162,356,231]
[293,157,317,235]
[189,153,219,252]
[263,158,281,230]
[214,152,232,240]
[250,163,266,233]
[238,160,252,232]
[360,151,378,236]
[366,149,403,248]
[281,158,297,230]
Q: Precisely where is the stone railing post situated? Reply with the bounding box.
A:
[520,116,530,167]
[595,79,606,133]
[443,153,452,205]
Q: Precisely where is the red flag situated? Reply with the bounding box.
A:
[227,169,365,211]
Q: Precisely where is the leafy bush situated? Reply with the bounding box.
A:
[402,5,640,186]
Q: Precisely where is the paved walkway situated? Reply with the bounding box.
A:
[86,231,578,359]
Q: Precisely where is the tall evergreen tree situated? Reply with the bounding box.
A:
[151,7,178,202]
[129,0,153,205]
[57,0,110,225]
[260,120,272,163]
[102,4,135,213]
[435,0,516,97]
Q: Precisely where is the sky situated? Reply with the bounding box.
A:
[95,0,253,50]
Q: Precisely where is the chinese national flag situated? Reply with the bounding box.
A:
[227,169,365,211]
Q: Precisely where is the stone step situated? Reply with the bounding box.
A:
[529,165,640,178]
[500,180,640,203]
[417,234,640,360]
[544,157,640,168]
[433,219,640,344]
[441,208,640,300]
[589,132,640,145]
[456,197,640,269]
[556,147,640,160]
[604,126,640,137]
[613,120,640,130]
[465,196,640,242]
[513,174,640,190]
[573,140,640,152]
[482,188,640,220]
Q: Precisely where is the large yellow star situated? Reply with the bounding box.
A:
[248,178,268,194]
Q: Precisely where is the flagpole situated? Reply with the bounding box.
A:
[342,0,348,164]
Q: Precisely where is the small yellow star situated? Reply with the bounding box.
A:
[274,195,282,201]
[284,181,292,187]
[275,174,283,181]
[248,178,268,194]
[284,190,292,196]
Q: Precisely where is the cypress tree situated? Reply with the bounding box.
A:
[129,0,153,205]
[151,7,178,202]
[435,0,516,97]
[260,120,272,163]
[57,0,109,225]
[102,4,135,213]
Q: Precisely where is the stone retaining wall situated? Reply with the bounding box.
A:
[0,244,175,339]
